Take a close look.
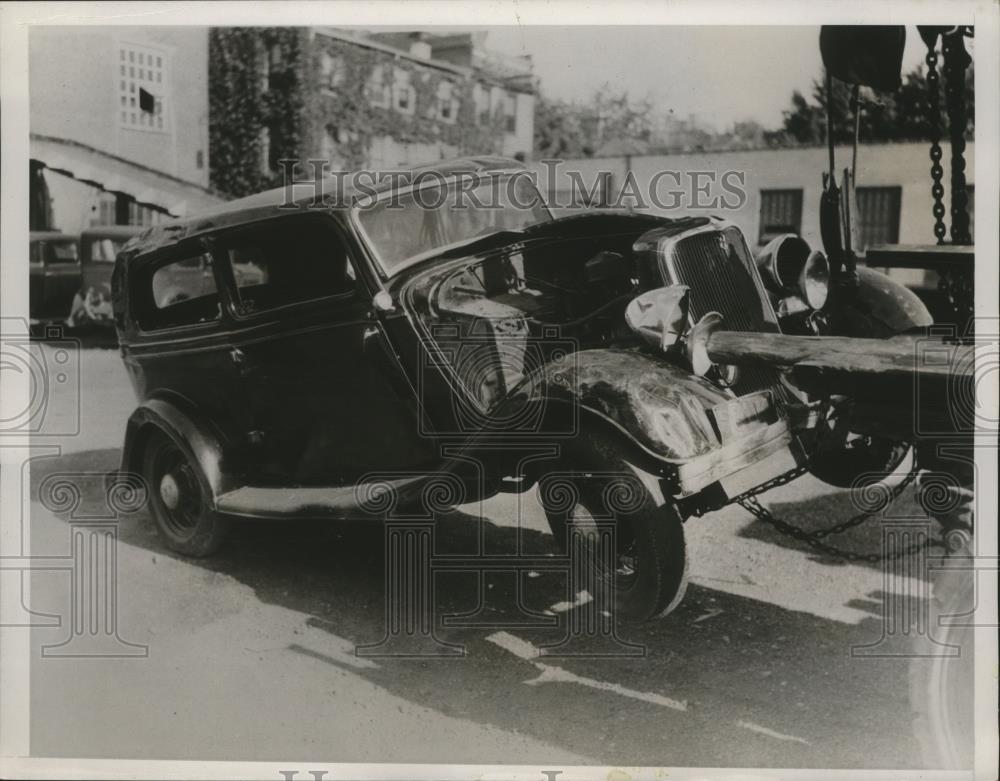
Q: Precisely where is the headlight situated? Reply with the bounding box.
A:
[799,250,829,310]
[756,234,829,311]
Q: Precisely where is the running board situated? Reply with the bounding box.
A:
[215,474,430,519]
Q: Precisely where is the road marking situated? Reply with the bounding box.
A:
[487,630,539,659]
[549,590,593,613]
[486,631,688,712]
[735,719,811,745]
[692,607,724,623]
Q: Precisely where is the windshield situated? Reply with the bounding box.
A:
[88,237,128,263]
[355,174,552,275]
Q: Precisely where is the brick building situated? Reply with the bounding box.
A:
[209,28,536,198]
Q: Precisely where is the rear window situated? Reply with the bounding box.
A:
[37,240,79,264]
[138,252,220,330]
[224,219,357,317]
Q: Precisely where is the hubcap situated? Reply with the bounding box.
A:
[159,473,181,510]
[569,503,638,583]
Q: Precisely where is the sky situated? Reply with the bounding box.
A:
[483,26,931,131]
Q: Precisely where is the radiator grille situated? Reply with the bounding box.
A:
[662,226,790,403]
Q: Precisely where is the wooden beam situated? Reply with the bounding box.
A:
[703,331,975,381]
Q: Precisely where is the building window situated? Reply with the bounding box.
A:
[758,189,803,245]
[320,52,345,91]
[117,42,168,132]
[437,81,459,123]
[855,186,902,250]
[393,69,416,115]
[367,64,391,108]
[256,44,270,92]
[503,93,517,133]
[96,193,117,225]
[258,127,272,175]
[128,201,164,227]
[473,83,490,125]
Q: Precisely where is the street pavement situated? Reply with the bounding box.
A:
[19,344,938,768]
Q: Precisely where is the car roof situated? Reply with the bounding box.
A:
[122,156,526,261]
[81,225,144,240]
[30,231,77,241]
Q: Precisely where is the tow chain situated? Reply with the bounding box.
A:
[734,451,942,563]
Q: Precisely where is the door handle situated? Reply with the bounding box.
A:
[229,347,255,376]
[362,325,380,349]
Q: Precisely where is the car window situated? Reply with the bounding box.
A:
[45,240,79,264]
[225,220,357,316]
[140,252,220,330]
[89,237,127,262]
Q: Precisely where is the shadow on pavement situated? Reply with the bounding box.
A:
[735,481,934,572]
[28,448,929,768]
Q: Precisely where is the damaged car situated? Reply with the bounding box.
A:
[111,157,931,620]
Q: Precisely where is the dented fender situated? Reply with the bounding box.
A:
[531,347,736,461]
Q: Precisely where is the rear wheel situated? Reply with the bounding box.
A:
[540,442,688,621]
[142,431,230,557]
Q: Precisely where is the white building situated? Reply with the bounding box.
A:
[30,26,223,234]
[535,141,976,289]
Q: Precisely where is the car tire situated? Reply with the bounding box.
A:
[539,440,689,622]
[808,434,910,489]
[141,430,230,557]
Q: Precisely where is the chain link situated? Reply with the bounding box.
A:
[943,29,972,247]
[734,450,941,563]
[925,45,948,243]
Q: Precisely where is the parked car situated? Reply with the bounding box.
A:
[67,225,143,328]
[111,157,930,620]
[29,231,80,325]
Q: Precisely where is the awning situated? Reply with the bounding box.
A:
[31,156,178,218]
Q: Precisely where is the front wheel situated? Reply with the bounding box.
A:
[141,430,230,557]
[539,445,689,621]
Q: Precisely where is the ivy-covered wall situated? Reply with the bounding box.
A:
[304,35,509,171]
[209,27,309,198]
[209,27,524,199]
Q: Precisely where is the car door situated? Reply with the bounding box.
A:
[121,244,248,457]
[213,214,436,487]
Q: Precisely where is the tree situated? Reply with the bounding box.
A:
[772,62,975,146]
[534,88,658,158]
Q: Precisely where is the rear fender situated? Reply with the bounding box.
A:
[119,396,238,508]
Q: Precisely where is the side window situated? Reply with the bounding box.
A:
[47,241,79,264]
[225,220,357,317]
[139,252,220,330]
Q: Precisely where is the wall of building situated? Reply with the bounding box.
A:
[30,26,219,233]
[30,26,211,187]
[534,142,976,287]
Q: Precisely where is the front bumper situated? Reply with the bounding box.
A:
[673,417,804,499]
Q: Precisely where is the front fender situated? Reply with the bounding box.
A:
[119,396,239,508]
[530,347,734,461]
